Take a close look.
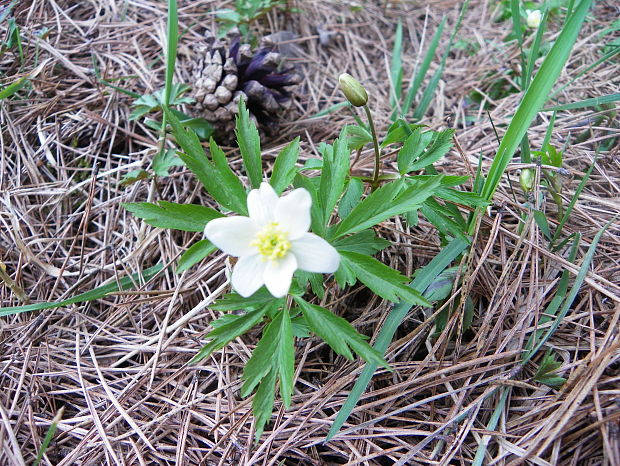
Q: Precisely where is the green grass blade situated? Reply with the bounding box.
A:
[542,93,620,112]
[542,111,556,150]
[472,388,510,466]
[402,16,446,117]
[0,76,28,100]
[164,0,178,107]
[326,237,469,441]
[479,0,593,202]
[523,220,612,363]
[308,101,349,119]
[412,1,469,120]
[33,407,64,466]
[389,20,403,120]
[525,9,549,87]
[525,237,579,352]
[550,47,620,99]
[551,153,598,245]
[0,264,163,317]
[510,0,527,91]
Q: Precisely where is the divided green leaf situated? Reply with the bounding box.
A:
[236,98,262,188]
[318,134,350,227]
[533,350,566,389]
[176,240,216,273]
[122,201,223,231]
[333,229,391,255]
[338,177,364,219]
[241,307,295,439]
[152,148,184,177]
[164,107,248,214]
[334,176,442,238]
[340,251,430,306]
[270,137,300,194]
[294,297,389,369]
[191,305,271,364]
[397,128,433,174]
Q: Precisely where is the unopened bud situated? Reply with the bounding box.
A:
[338,73,368,107]
[520,168,535,192]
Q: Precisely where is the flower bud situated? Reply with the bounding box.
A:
[526,9,541,29]
[519,168,535,193]
[338,73,368,107]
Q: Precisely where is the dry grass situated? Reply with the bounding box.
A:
[1,0,619,464]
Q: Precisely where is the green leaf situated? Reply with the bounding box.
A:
[294,297,389,369]
[164,107,248,214]
[152,148,183,177]
[252,369,276,441]
[211,289,280,311]
[291,315,310,338]
[338,177,364,219]
[269,137,300,194]
[208,138,249,209]
[533,209,552,239]
[191,305,270,363]
[381,120,425,147]
[293,173,325,236]
[0,76,28,100]
[275,307,295,408]
[1,264,163,317]
[334,176,442,238]
[397,128,433,174]
[420,201,468,241]
[33,407,63,466]
[241,307,295,415]
[122,201,222,231]
[333,229,391,255]
[318,134,349,228]
[326,237,469,441]
[236,98,262,188]
[533,350,566,389]
[407,129,454,171]
[334,259,357,289]
[435,187,488,208]
[422,266,458,301]
[176,240,216,273]
[340,251,430,306]
[345,125,373,151]
[296,270,325,299]
[163,0,179,107]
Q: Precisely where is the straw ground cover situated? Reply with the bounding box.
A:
[1,0,619,464]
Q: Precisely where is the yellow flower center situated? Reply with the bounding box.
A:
[251,222,291,261]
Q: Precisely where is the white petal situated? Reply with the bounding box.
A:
[291,233,340,273]
[204,217,258,257]
[247,182,278,225]
[263,254,297,298]
[231,255,267,297]
[274,188,311,240]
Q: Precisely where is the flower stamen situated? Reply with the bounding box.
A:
[251,222,291,261]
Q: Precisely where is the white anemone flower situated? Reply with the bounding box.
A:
[526,9,541,29]
[204,182,340,298]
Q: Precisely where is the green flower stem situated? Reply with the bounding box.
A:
[363,104,381,190]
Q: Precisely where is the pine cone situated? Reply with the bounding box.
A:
[185,31,301,142]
